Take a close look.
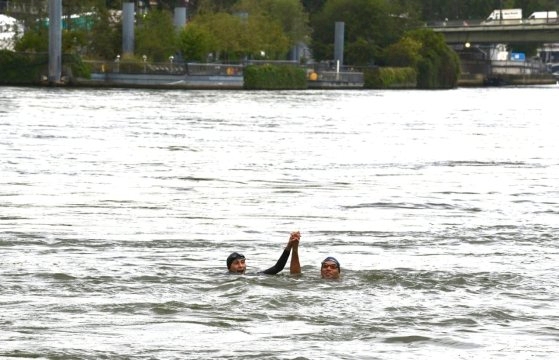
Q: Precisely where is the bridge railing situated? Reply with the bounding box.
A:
[427,19,484,27]
[491,60,548,75]
[428,17,559,28]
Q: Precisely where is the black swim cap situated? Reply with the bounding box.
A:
[227,252,245,269]
[321,256,340,272]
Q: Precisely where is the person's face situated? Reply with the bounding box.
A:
[229,258,246,274]
[321,261,340,279]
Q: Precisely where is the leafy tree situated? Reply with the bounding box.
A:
[382,36,422,67]
[195,0,240,13]
[135,9,177,62]
[198,11,245,61]
[13,0,120,60]
[14,27,49,53]
[177,22,216,61]
[242,12,290,59]
[179,10,289,62]
[86,4,121,60]
[345,37,379,66]
[234,0,310,47]
[310,0,421,66]
[300,0,328,15]
[405,28,460,89]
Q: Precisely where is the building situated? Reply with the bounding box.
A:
[0,14,23,50]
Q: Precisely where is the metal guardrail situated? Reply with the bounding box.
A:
[428,18,559,28]
[491,59,548,75]
[83,60,364,84]
[187,63,244,76]
[315,71,364,83]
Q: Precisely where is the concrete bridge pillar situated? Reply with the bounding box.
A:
[174,0,187,30]
[122,1,135,56]
[334,22,345,67]
[48,0,62,84]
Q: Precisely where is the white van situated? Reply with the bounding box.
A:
[527,11,558,23]
[482,9,522,25]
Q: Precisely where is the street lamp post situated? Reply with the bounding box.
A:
[115,54,120,73]
[143,55,147,73]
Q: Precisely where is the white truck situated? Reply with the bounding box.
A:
[483,8,522,24]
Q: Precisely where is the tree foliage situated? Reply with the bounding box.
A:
[11,0,559,73]
[233,0,310,46]
[300,0,328,15]
[382,36,422,67]
[177,22,215,62]
[135,9,177,62]
[86,5,120,60]
[310,0,422,66]
[178,10,289,62]
[404,28,461,89]
[14,27,48,53]
[13,0,119,59]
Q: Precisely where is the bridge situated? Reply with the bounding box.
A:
[429,20,559,44]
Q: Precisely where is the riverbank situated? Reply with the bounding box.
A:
[3,65,556,90]
[457,72,557,87]
[70,66,365,90]
[72,60,558,89]
[70,72,556,89]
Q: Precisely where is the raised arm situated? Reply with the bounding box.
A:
[290,231,301,275]
[259,231,298,275]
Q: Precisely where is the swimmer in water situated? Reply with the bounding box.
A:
[226,231,300,275]
[288,233,340,279]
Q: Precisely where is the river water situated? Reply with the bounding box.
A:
[1,85,558,359]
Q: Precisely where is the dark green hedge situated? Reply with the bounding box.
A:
[0,51,90,85]
[364,67,417,89]
[0,50,48,84]
[244,64,307,90]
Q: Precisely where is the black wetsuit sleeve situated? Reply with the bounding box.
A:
[259,248,290,275]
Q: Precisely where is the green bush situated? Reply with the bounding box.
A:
[380,29,460,89]
[0,50,91,85]
[63,54,92,80]
[0,50,48,84]
[244,64,307,90]
[407,29,460,89]
[364,67,416,89]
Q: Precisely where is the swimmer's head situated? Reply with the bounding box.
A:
[227,252,246,274]
[321,256,340,279]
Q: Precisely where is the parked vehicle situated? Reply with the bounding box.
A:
[482,8,522,24]
[527,11,558,23]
